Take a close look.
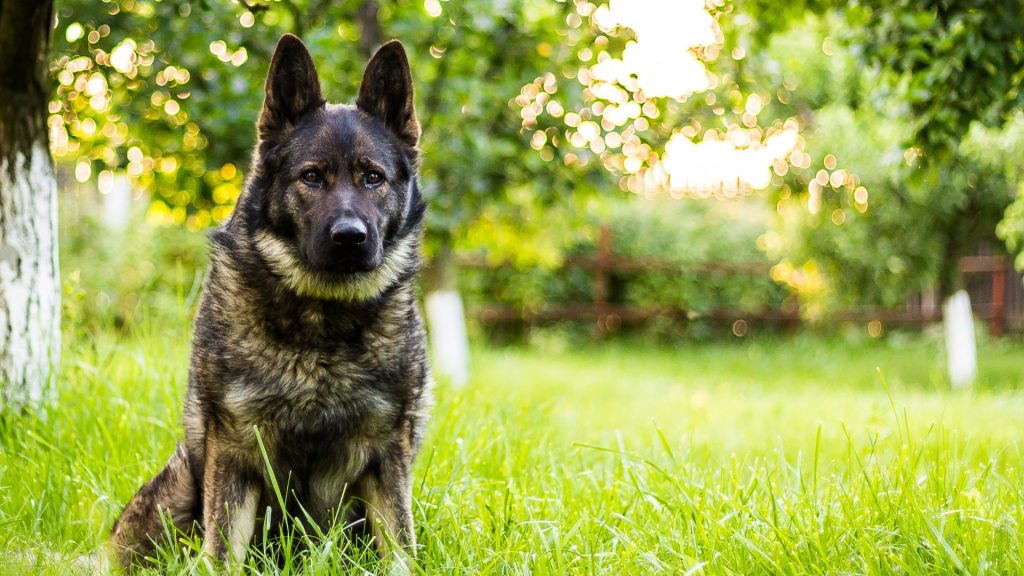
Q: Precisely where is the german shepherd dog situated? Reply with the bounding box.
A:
[104,35,432,571]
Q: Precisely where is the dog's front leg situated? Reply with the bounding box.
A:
[358,441,416,559]
[201,435,262,569]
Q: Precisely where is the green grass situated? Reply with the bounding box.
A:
[1,324,1022,574]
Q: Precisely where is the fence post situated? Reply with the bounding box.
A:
[990,259,1006,337]
[593,225,612,335]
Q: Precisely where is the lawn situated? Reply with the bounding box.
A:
[1,324,1022,574]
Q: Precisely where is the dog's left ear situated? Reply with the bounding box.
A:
[356,40,420,147]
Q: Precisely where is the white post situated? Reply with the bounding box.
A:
[943,289,977,388]
[103,173,133,231]
[425,290,469,388]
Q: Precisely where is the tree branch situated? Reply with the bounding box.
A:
[237,0,269,15]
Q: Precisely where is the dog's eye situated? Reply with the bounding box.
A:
[363,170,385,188]
[301,169,323,186]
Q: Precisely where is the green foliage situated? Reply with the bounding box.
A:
[459,197,787,323]
[49,0,1024,312]
[603,199,785,312]
[59,194,208,335]
[695,4,1024,305]
[741,0,1024,160]
[854,0,1024,159]
[51,0,614,256]
[751,13,1018,307]
[846,1,1024,279]
[768,101,1015,308]
[52,0,263,228]
[993,114,1024,267]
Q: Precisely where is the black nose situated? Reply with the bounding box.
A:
[330,218,368,246]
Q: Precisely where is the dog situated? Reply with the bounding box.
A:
[103,34,432,571]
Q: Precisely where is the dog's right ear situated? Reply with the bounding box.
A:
[257,34,325,156]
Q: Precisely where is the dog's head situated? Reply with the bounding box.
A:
[244,34,424,301]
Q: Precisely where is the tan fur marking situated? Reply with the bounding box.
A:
[254,230,415,301]
[361,474,404,555]
[357,436,416,561]
[201,430,262,569]
[228,488,260,566]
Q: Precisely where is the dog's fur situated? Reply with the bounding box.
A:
[105,35,432,571]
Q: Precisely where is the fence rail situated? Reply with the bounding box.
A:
[457,226,1023,336]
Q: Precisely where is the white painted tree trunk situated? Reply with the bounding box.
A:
[0,141,60,410]
[943,290,976,388]
[425,290,469,388]
[103,173,133,232]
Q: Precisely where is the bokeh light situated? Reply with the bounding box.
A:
[519,0,807,199]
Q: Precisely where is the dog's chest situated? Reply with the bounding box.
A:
[222,319,408,436]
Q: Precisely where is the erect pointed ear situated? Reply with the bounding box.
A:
[257,34,325,155]
[356,40,420,147]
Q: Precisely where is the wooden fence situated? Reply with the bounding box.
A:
[457,226,1024,336]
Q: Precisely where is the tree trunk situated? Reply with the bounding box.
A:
[935,221,964,305]
[356,0,382,59]
[423,236,469,387]
[0,0,60,411]
[422,238,457,293]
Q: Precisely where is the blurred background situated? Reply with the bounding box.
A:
[22,0,1024,383]
[3,3,1024,570]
